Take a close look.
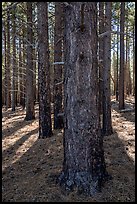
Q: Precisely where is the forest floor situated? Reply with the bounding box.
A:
[2,96,135,202]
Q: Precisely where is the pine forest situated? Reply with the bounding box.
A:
[2,2,135,202]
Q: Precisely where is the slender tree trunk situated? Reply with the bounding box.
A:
[5,11,11,109]
[25,2,35,120]
[3,21,7,107]
[113,50,117,96]
[102,2,113,136]
[58,2,111,195]
[132,23,135,96]
[32,3,36,104]
[98,2,104,116]
[11,10,16,111]
[127,47,132,95]
[37,2,53,138]
[125,25,128,97]
[18,20,23,107]
[53,2,64,129]
[119,2,125,110]
[116,22,119,101]
[22,23,26,109]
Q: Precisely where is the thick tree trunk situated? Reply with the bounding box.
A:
[53,2,64,129]
[58,2,111,196]
[37,2,53,138]
[119,2,125,110]
[25,2,35,120]
[102,2,113,136]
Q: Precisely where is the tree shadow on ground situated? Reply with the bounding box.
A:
[100,130,135,202]
[2,126,135,202]
[2,128,39,163]
[2,118,35,139]
[111,100,135,123]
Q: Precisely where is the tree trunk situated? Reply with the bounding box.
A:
[116,21,119,101]
[5,11,11,109]
[113,50,117,96]
[25,2,35,120]
[132,22,135,96]
[37,2,53,138]
[119,2,125,110]
[102,2,113,136]
[98,2,104,116]
[22,22,26,109]
[58,2,111,195]
[3,20,6,107]
[18,20,23,107]
[53,2,64,129]
[11,10,16,111]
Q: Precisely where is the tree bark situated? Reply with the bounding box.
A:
[25,2,35,120]
[53,2,64,129]
[116,22,119,101]
[5,11,11,109]
[132,22,135,96]
[18,19,23,107]
[119,2,125,110]
[98,2,104,116]
[3,20,6,107]
[11,10,16,111]
[37,2,53,138]
[58,2,111,196]
[102,2,113,136]
[22,21,26,109]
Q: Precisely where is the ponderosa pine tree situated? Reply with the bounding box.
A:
[11,9,16,111]
[102,2,113,136]
[58,2,111,195]
[119,2,125,110]
[25,2,35,120]
[37,2,53,138]
[5,10,11,109]
[98,2,104,115]
[53,2,64,129]
[132,20,135,96]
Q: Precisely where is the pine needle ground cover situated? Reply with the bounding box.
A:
[2,97,135,202]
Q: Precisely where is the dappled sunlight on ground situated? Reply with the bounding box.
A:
[2,97,135,202]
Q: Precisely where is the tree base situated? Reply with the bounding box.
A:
[57,169,112,196]
[38,131,53,139]
[24,115,35,121]
[101,128,113,137]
